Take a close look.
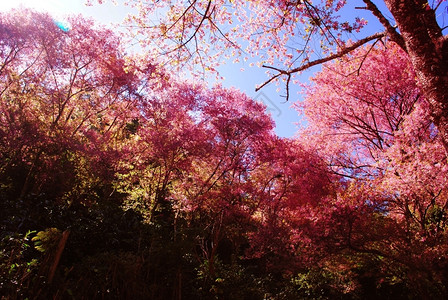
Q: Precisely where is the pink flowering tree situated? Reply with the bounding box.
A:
[296,42,448,295]
[0,9,152,201]
[297,42,448,229]
[90,0,448,149]
[114,77,333,277]
[296,43,419,178]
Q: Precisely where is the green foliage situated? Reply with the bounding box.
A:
[289,268,353,300]
[0,231,40,298]
[194,259,276,300]
[32,228,61,253]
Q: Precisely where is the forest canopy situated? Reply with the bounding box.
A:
[1,4,448,300]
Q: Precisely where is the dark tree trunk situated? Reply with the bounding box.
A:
[385,0,448,150]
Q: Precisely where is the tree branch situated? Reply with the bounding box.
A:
[362,0,406,50]
[256,32,386,101]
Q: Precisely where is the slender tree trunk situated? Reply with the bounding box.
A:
[385,0,448,151]
[48,230,70,284]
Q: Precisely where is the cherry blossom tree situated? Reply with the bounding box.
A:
[113,76,333,277]
[0,10,333,279]
[0,8,152,201]
[296,41,448,296]
[91,0,448,148]
[297,42,448,226]
[296,43,419,178]
[2,8,448,297]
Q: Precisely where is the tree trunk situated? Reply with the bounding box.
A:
[385,0,448,151]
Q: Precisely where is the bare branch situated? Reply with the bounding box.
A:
[362,0,406,50]
[256,32,386,101]
[283,74,291,101]
[166,0,198,33]
[255,65,287,91]
[303,0,342,48]
[176,0,212,51]
[353,38,380,76]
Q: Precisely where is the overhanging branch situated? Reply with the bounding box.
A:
[256,31,386,101]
